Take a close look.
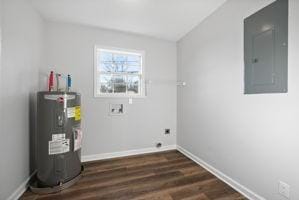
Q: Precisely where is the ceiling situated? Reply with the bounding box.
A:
[30,0,227,41]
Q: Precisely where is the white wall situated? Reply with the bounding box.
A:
[177,0,299,199]
[42,21,177,157]
[0,0,44,199]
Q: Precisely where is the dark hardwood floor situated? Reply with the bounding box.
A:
[21,150,247,200]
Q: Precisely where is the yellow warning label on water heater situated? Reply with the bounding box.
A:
[75,106,81,121]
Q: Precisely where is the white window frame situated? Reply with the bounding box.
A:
[94,45,146,98]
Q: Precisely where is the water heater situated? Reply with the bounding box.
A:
[33,91,82,193]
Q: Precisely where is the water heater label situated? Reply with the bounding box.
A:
[73,128,83,151]
[49,139,70,155]
[75,106,81,121]
[67,107,75,118]
[52,133,65,141]
[67,106,81,120]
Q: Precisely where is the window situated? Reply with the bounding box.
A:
[94,46,145,97]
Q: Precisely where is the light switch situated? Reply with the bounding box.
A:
[129,98,133,104]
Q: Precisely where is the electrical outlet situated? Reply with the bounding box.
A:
[156,143,162,148]
[279,181,290,199]
[165,129,170,135]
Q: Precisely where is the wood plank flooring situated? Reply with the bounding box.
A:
[21,150,247,200]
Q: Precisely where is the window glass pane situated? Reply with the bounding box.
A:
[114,54,127,73]
[113,75,126,93]
[126,55,141,73]
[99,74,113,93]
[100,84,113,93]
[127,75,140,94]
[99,51,114,72]
[112,75,126,84]
[100,74,112,83]
[114,83,126,93]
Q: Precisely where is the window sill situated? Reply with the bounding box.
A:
[94,94,146,99]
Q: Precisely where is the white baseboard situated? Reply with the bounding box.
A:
[176,145,266,200]
[82,145,177,162]
[7,170,36,200]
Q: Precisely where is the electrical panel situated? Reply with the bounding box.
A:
[244,0,288,94]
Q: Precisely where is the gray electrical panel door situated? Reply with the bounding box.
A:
[244,0,288,94]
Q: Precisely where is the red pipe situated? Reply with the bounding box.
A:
[49,71,54,92]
